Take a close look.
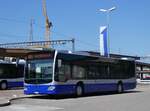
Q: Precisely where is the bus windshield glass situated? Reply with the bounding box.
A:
[25,59,53,84]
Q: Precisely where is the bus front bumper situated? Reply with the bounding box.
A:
[24,84,75,95]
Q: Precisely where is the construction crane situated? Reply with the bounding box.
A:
[42,0,52,47]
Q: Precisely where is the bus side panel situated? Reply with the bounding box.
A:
[24,82,136,95]
[123,78,137,90]
[123,82,136,90]
[8,81,24,88]
[54,84,76,94]
[84,83,118,93]
[84,79,136,93]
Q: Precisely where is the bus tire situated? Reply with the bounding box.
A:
[117,82,123,93]
[76,84,84,97]
[0,81,8,90]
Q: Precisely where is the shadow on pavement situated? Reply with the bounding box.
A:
[28,90,143,100]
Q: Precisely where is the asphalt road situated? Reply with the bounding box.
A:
[1,85,150,111]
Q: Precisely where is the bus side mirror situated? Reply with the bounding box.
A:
[58,59,62,68]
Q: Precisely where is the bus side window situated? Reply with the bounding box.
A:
[55,61,71,82]
[17,65,24,78]
[99,64,109,79]
[57,64,65,82]
[0,68,3,78]
[9,64,17,78]
[72,65,85,79]
[64,64,71,80]
[87,66,97,79]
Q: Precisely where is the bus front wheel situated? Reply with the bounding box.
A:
[76,84,84,97]
[0,81,8,90]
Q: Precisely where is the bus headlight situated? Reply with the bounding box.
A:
[48,86,55,91]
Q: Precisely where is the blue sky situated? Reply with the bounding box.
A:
[0,0,150,57]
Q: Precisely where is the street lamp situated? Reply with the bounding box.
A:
[98,6,116,57]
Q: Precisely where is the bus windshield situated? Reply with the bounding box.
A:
[25,59,53,84]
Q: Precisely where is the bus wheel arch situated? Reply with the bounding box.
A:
[0,80,8,90]
[75,81,84,97]
[117,81,123,93]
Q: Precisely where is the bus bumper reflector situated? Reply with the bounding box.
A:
[34,92,39,94]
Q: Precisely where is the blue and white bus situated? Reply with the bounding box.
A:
[0,61,24,90]
[24,50,136,96]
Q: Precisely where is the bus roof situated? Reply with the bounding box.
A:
[57,50,135,63]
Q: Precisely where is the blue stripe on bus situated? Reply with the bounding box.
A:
[123,82,136,90]
[8,82,24,88]
[84,83,117,92]
[24,82,136,95]
[84,82,136,92]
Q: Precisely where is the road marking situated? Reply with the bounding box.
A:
[9,104,64,111]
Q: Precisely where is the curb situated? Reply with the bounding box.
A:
[0,100,11,107]
[0,96,29,107]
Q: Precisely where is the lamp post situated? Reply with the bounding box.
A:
[99,7,116,57]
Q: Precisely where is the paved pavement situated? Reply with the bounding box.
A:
[0,84,150,110]
[0,88,24,107]
[0,85,150,111]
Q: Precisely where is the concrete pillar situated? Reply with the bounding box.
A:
[140,65,143,80]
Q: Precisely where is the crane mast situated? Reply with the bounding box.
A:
[42,0,52,47]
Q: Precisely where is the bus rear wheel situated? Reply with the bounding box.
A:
[0,81,8,90]
[76,84,84,97]
[117,83,123,93]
